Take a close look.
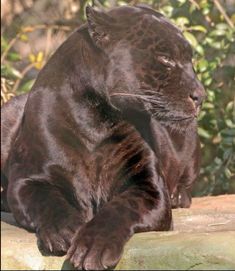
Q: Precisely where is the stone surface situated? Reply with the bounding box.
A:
[1,195,235,270]
[116,231,235,270]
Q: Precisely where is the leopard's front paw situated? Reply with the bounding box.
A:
[37,225,74,256]
[36,215,81,256]
[67,223,125,270]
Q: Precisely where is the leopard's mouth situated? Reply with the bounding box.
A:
[109,92,199,126]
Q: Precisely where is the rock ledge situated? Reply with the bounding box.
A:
[1,195,235,270]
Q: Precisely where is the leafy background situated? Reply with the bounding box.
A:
[1,0,235,196]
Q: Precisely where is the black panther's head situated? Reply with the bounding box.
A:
[85,5,206,129]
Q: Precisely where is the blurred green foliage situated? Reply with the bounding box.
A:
[1,0,235,195]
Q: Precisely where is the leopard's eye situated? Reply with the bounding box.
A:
[157,56,176,68]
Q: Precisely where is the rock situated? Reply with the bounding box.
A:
[191,195,235,212]
[1,195,235,270]
[1,221,66,270]
[116,231,235,270]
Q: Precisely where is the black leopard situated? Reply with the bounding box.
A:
[1,4,205,270]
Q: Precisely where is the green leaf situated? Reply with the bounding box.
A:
[160,5,174,17]
[202,7,210,15]
[1,64,22,79]
[209,61,218,70]
[198,127,211,139]
[198,59,208,72]
[202,102,214,109]
[11,67,22,79]
[214,157,222,165]
[226,101,235,112]
[199,0,209,9]
[207,91,215,102]
[190,25,207,33]
[225,168,232,179]
[176,17,189,27]
[221,136,234,146]
[18,79,35,93]
[205,37,213,45]
[210,29,227,37]
[225,119,235,128]
[183,31,198,48]
[177,0,187,5]
[209,42,222,49]
[202,71,210,79]
[198,111,206,120]
[189,3,197,13]
[195,45,205,56]
[117,1,128,6]
[7,52,21,62]
[216,23,229,30]
[204,77,212,86]
[221,128,235,137]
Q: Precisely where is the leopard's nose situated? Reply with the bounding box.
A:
[189,92,203,108]
[189,81,206,108]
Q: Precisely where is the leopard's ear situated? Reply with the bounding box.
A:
[86,6,115,48]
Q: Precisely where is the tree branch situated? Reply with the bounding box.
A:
[213,0,234,28]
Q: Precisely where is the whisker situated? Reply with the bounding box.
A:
[110,92,166,104]
[110,92,193,131]
[110,93,146,98]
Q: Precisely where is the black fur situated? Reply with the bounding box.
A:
[1,5,205,270]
